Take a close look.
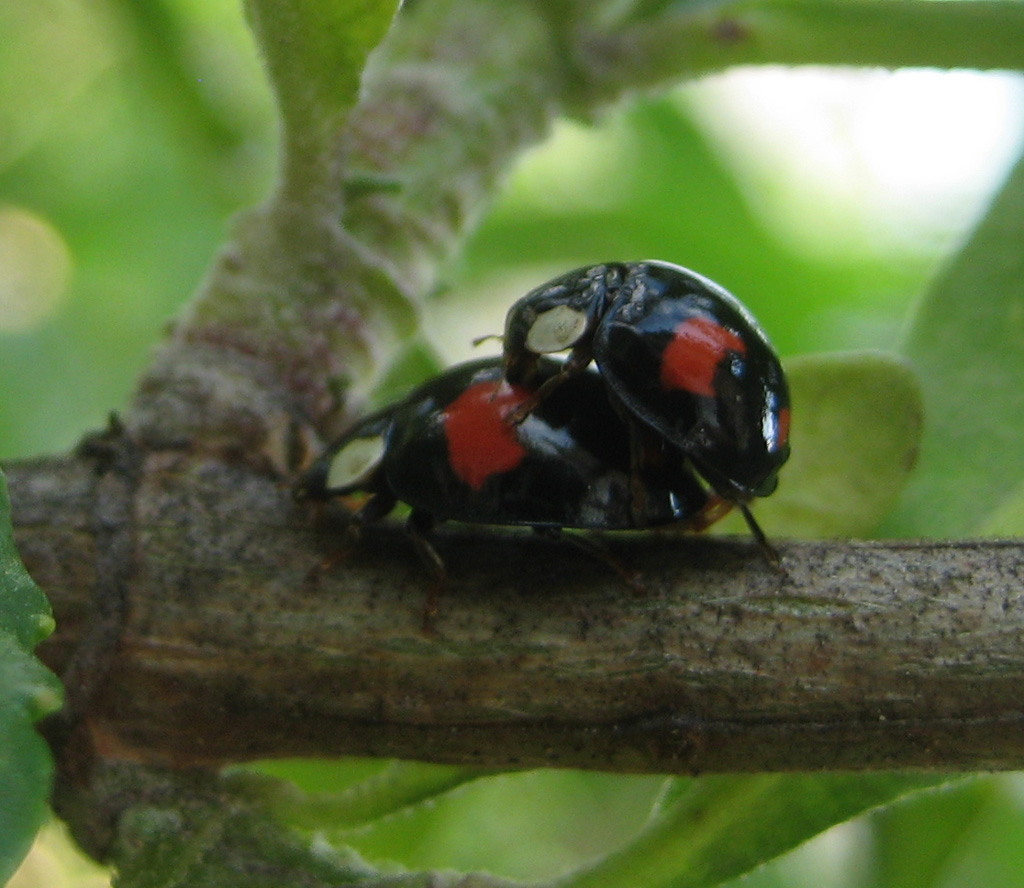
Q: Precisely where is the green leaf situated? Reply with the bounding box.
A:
[979,480,1024,536]
[558,773,948,888]
[727,352,923,539]
[0,471,63,884]
[886,152,1024,536]
[240,759,490,831]
[868,777,995,888]
[244,0,401,195]
[369,338,446,409]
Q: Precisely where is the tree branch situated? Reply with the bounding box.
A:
[10,446,1024,775]
[579,0,1024,104]
[129,0,567,454]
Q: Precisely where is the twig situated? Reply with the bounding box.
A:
[9,449,1024,774]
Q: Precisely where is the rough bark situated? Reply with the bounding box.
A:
[10,443,1024,776]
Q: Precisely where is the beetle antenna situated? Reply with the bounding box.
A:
[472,333,503,347]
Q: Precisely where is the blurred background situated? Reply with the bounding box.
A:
[4,0,1024,885]
[3,0,1023,460]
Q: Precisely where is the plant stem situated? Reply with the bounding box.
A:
[11,452,1024,775]
[582,0,1024,101]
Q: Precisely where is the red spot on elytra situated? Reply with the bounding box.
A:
[777,407,791,448]
[660,316,746,397]
[443,380,529,490]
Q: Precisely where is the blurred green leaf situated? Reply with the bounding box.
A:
[334,769,666,880]
[0,471,63,884]
[0,0,275,461]
[369,338,447,409]
[978,480,1024,535]
[886,153,1024,537]
[926,776,1024,888]
[716,352,923,539]
[251,757,395,795]
[118,0,247,153]
[761,352,922,537]
[244,760,489,831]
[867,777,993,888]
[244,0,400,190]
[560,773,947,888]
[0,485,54,653]
[457,96,933,361]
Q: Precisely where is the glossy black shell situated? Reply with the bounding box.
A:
[300,357,710,530]
[503,261,790,500]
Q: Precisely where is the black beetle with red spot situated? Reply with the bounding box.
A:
[298,355,724,533]
[502,260,791,547]
[296,356,730,612]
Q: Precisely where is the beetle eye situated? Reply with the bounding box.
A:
[326,435,386,490]
[525,304,589,354]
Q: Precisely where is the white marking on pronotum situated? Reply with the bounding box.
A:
[327,435,386,490]
[526,304,589,353]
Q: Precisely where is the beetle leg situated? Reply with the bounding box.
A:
[505,345,594,425]
[562,531,644,594]
[341,487,398,551]
[350,488,399,527]
[532,526,642,593]
[601,391,658,527]
[305,488,398,582]
[685,494,733,532]
[737,501,782,568]
[405,510,447,629]
[691,496,782,569]
[626,421,651,527]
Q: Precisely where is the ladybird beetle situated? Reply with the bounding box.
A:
[502,261,790,549]
[297,356,730,615]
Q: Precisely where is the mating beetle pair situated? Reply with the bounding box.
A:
[297,261,791,589]
[501,260,790,551]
